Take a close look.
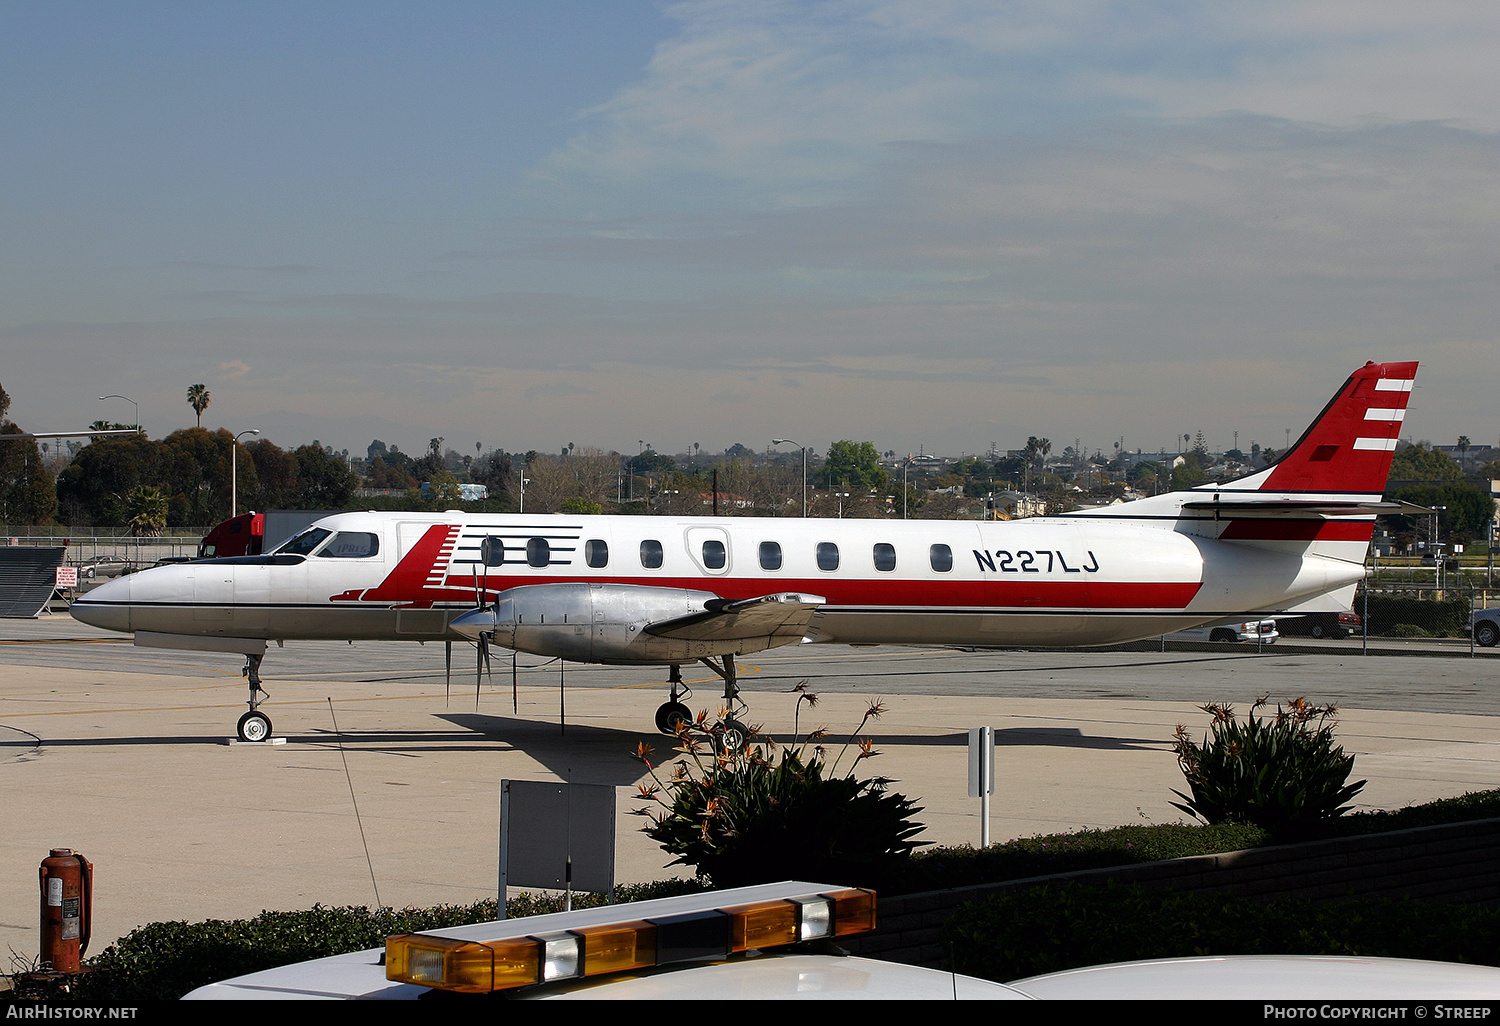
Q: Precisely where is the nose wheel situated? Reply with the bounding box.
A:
[237,710,273,743]
[237,653,274,743]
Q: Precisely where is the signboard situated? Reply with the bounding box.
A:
[55,567,78,589]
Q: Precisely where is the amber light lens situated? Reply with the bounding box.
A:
[725,900,801,951]
[829,888,877,936]
[575,921,658,976]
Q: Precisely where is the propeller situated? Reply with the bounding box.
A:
[475,627,492,709]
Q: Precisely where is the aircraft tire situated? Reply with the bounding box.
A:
[655,702,692,735]
[237,710,273,743]
[717,718,748,755]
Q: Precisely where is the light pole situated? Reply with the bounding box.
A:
[519,469,531,513]
[902,454,915,519]
[232,429,259,517]
[98,394,139,432]
[772,439,808,517]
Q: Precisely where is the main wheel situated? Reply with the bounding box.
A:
[237,710,272,743]
[716,718,749,755]
[654,701,693,735]
[1476,621,1499,648]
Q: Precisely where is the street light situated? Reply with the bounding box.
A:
[519,470,532,513]
[901,454,915,520]
[232,429,259,517]
[98,394,139,432]
[772,439,808,517]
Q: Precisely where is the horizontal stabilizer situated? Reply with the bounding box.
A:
[646,592,825,646]
[1180,499,1404,518]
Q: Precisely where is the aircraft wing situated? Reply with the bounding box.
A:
[645,592,825,646]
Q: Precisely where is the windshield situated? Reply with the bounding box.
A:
[274,527,332,556]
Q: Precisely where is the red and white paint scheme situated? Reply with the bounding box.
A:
[72,361,1417,743]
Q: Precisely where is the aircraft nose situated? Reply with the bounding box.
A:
[449,605,497,642]
[70,574,132,633]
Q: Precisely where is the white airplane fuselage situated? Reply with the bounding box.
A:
[73,506,1363,655]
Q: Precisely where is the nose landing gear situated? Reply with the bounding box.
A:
[237,653,273,743]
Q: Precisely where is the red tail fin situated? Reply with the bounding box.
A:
[1255,361,1418,494]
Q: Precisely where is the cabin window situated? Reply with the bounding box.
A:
[759,541,782,571]
[585,539,609,568]
[317,532,380,558]
[873,542,896,572]
[277,527,331,556]
[930,543,953,573]
[702,539,726,570]
[481,537,505,567]
[641,539,664,569]
[816,541,840,571]
[526,538,551,568]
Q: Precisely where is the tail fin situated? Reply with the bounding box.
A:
[1228,360,1418,496]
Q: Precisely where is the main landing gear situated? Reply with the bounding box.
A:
[237,653,272,743]
[653,655,749,754]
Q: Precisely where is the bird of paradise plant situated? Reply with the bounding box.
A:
[631,682,925,891]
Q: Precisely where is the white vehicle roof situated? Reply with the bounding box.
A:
[184,948,1032,1001]
[1007,955,1500,1000]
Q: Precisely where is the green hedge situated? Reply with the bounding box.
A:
[943,882,1500,981]
[1357,592,1471,637]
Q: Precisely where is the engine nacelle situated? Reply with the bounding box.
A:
[451,582,750,665]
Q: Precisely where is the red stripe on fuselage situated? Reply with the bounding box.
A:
[397,573,1202,611]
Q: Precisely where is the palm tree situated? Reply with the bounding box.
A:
[187,384,211,427]
[124,485,169,536]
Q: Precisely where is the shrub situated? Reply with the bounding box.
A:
[632,687,926,891]
[942,882,1500,982]
[1170,696,1365,837]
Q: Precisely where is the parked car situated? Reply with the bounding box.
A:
[1275,611,1361,640]
[1469,608,1500,648]
[1167,620,1278,644]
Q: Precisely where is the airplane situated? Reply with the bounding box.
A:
[71,360,1416,747]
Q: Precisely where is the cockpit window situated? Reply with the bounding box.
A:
[316,532,380,558]
[276,527,331,556]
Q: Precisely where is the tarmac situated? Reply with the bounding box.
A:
[1,612,1498,965]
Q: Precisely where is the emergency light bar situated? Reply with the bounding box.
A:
[385,886,876,994]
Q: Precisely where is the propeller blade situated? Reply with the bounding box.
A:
[476,631,492,710]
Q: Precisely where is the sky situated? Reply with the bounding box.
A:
[3,1,1497,462]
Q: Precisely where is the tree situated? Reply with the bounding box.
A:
[821,441,887,493]
[247,439,302,509]
[0,420,58,525]
[124,485,169,536]
[56,434,164,526]
[186,384,211,427]
[1390,443,1461,482]
[294,445,358,508]
[1024,436,1051,470]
